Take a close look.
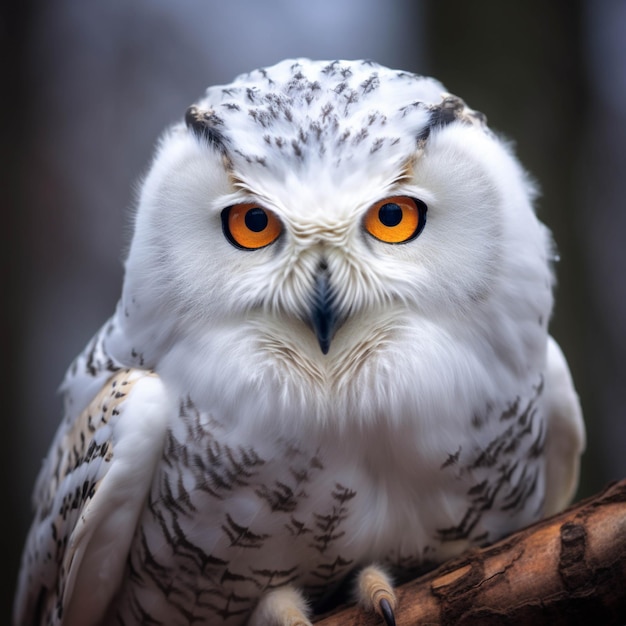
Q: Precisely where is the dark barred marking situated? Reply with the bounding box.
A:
[285,516,313,537]
[249,565,300,590]
[309,484,356,555]
[255,481,299,513]
[222,513,270,549]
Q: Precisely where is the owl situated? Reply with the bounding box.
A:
[14,59,585,626]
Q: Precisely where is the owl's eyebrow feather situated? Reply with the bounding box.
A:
[185,105,228,155]
[416,95,488,144]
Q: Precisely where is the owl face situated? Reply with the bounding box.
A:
[117,59,553,427]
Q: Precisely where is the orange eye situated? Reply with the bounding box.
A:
[222,203,282,250]
[363,196,427,244]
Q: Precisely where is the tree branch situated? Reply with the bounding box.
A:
[314,478,626,625]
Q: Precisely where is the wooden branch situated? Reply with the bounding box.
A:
[314,478,626,626]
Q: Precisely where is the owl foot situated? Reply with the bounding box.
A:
[248,586,312,626]
[356,564,397,626]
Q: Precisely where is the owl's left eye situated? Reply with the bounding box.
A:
[221,203,282,250]
[363,196,427,244]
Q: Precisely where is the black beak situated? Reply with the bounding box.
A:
[310,265,340,355]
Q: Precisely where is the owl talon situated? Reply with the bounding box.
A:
[356,565,398,626]
[379,597,396,626]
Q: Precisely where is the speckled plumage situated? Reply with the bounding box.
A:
[14,59,585,626]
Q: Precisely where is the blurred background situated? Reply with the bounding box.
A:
[2,0,624,620]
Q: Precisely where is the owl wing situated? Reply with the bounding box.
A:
[542,336,586,516]
[13,368,169,626]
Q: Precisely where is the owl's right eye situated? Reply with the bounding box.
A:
[221,203,282,250]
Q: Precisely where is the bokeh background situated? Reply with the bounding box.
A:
[3,0,625,620]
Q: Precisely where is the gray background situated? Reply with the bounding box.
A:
[3,0,625,620]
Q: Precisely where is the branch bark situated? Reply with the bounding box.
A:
[314,478,626,625]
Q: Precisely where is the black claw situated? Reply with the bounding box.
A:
[379,598,396,626]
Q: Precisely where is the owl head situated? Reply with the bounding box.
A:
[106,59,554,431]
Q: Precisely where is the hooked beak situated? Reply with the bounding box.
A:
[309,264,341,355]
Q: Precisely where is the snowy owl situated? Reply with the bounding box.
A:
[14,58,585,626]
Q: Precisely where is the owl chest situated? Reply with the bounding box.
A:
[115,431,416,620]
[136,430,388,570]
[116,398,546,624]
